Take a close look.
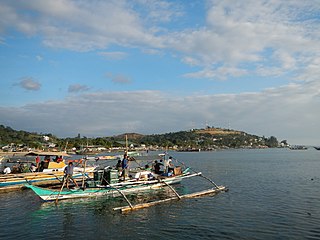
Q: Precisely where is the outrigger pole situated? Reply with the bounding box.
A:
[81,159,87,189]
[102,176,134,210]
[162,181,181,199]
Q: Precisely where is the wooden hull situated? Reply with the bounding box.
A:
[0,172,86,192]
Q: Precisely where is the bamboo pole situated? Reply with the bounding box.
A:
[162,181,181,199]
[55,177,67,204]
[125,135,128,153]
[103,176,133,209]
[113,187,226,213]
[81,159,86,188]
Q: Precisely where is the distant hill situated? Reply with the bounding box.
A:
[113,133,145,140]
[0,125,57,150]
[194,127,243,135]
[0,125,281,150]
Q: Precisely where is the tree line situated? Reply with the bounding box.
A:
[0,125,282,151]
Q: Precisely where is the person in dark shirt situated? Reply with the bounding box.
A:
[121,154,129,181]
[64,162,79,189]
[153,160,163,174]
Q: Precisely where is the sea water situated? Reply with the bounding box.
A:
[0,148,320,240]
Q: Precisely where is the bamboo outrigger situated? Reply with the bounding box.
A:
[113,186,227,213]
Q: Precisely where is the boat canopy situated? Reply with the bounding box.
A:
[25,151,70,157]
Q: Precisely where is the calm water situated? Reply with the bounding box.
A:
[1,148,320,240]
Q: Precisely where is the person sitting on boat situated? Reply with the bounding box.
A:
[144,164,152,171]
[159,160,165,173]
[161,169,174,177]
[64,162,79,189]
[121,154,129,181]
[19,163,28,173]
[35,156,41,170]
[54,156,63,163]
[38,161,45,172]
[3,166,11,174]
[29,163,37,172]
[153,160,163,174]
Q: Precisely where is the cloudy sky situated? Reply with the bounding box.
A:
[1,0,320,145]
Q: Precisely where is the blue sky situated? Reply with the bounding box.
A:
[1,0,320,145]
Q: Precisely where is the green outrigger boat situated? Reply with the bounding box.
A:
[25,171,201,201]
[26,154,227,212]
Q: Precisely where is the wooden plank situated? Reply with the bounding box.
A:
[113,186,226,213]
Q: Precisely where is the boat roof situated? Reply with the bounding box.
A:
[25,151,70,157]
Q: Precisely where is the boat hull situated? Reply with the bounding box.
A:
[26,173,200,201]
[0,172,85,192]
[26,180,179,201]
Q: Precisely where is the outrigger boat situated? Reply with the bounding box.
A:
[0,151,95,192]
[25,171,201,201]
[25,151,96,173]
[26,154,227,212]
[0,171,86,192]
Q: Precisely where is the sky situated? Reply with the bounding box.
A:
[1,0,320,145]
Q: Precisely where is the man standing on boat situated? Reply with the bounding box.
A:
[121,154,129,181]
[64,162,79,189]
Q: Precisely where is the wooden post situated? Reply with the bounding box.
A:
[55,177,67,204]
[81,159,86,188]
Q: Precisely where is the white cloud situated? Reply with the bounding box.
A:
[1,82,320,144]
[165,0,320,80]
[1,0,320,145]
[15,77,41,91]
[0,0,164,51]
[36,55,43,61]
[68,84,90,93]
[106,73,132,84]
[98,51,127,60]
[1,0,319,81]
[183,66,247,80]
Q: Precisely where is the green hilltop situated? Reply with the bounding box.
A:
[0,125,285,152]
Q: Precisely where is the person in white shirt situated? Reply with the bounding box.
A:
[164,157,174,173]
[3,166,11,174]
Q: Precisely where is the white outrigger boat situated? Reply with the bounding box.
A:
[26,154,227,212]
